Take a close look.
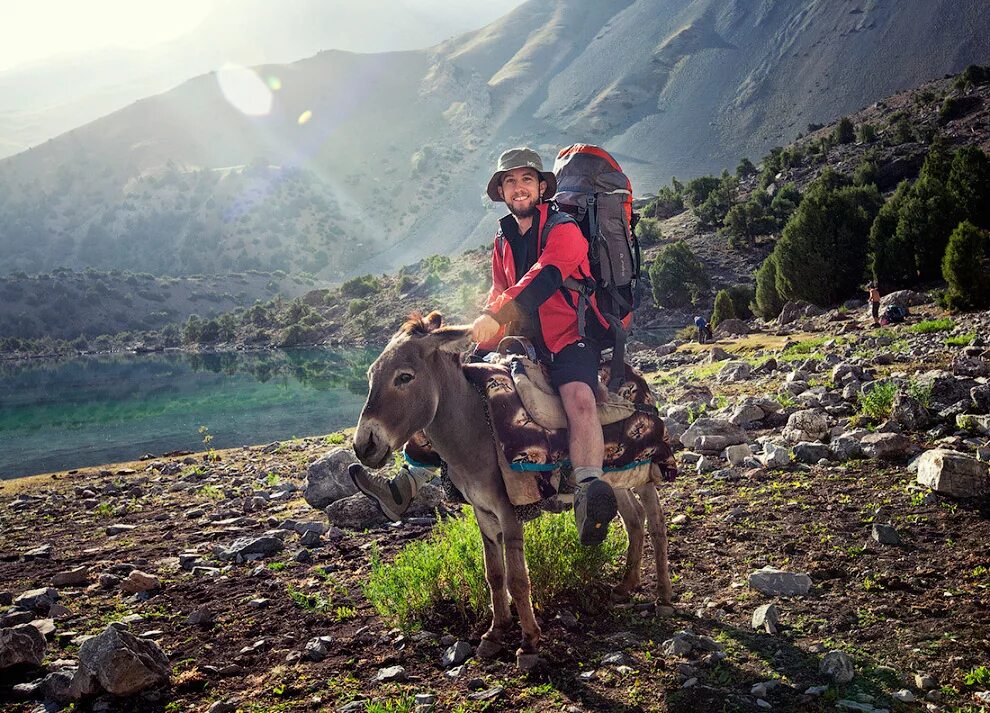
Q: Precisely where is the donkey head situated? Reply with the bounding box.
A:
[353,311,473,468]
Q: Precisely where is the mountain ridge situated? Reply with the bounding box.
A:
[1,0,988,279]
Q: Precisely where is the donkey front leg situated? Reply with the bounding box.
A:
[498,512,541,668]
[473,507,513,658]
[613,488,646,602]
[638,478,672,606]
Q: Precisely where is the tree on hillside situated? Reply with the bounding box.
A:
[894,172,959,282]
[648,241,709,308]
[947,145,990,229]
[868,181,915,288]
[942,221,990,310]
[645,179,685,219]
[710,290,736,328]
[736,158,757,178]
[683,176,721,208]
[773,170,882,306]
[754,256,784,320]
[694,171,738,227]
[726,284,755,319]
[834,117,855,144]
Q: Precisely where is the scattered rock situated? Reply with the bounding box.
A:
[215,536,285,562]
[14,587,58,614]
[724,444,754,466]
[793,441,833,464]
[916,448,989,497]
[52,567,90,587]
[442,641,473,668]
[0,624,47,669]
[105,524,137,536]
[304,449,361,508]
[860,433,912,459]
[376,665,407,683]
[77,625,170,696]
[871,523,901,545]
[748,567,812,597]
[752,604,780,634]
[304,636,333,662]
[782,409,830,444]
[820,650,855,683]
[120,571,161,594]
[680,419,749,452]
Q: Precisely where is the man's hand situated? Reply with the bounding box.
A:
[471,314,500,344]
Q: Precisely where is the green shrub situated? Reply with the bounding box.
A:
[954,64,990,89]
[942,221,990,310]
[907,318,955,334]
[347,298,369,316]
[726,284,755,319]
[773,171,882,306]
[710,290,736,328]
[856,123,877,143]
[858,381,897,420]
[683,175,721,207]
[636,217,663,245]
[649,241,710,308]
[736,157,757,177]
[396,275,416,292]
[753,256,783,320]
[645,180,685,219]
[694,171,737,227]
[341,274,380,298]
[834,116,855,144]
[945,332,976,346]
[853,161,878,187]
[364,508,626,629]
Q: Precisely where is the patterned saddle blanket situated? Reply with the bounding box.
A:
[403,357,677,506]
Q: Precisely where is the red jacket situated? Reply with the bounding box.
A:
[481,203,606,355]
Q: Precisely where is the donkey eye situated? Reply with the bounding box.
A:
[395,372,414,386]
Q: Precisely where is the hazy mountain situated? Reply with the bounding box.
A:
[0,0,526,158]
[1,0,988,279]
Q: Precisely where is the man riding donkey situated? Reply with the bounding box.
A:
[351,147,620,545]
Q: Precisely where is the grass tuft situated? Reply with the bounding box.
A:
[364,508,627,629]
[907,318,955,334]
[946,332,976,347]
[858,381,897,420]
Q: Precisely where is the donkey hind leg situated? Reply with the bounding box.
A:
[638,474,673,606]
[473,506,512,659]
[498,511,542,667]
[612,488,646,602]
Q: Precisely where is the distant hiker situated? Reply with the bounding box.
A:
[351,147,618,546]
[867,283,881,326]
[694,315,712,344]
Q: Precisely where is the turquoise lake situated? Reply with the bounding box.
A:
[0,348,377,480]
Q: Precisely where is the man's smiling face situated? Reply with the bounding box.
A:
[498,167,546,219]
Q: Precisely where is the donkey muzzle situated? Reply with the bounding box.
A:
[353,422,391,469]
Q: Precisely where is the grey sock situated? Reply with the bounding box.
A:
[401,465,434,495]
[573,466,604,485]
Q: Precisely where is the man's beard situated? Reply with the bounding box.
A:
[506,198,539,219]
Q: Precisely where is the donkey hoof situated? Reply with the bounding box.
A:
[656,604,676,618]
[515,652,543,671]
[476,638,504,659]
[610,588,632,604]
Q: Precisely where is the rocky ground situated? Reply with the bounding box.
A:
[1,294,989,713]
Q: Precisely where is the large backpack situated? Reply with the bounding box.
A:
[541,144,641,391]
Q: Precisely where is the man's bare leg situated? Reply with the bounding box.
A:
[559,381,615,545]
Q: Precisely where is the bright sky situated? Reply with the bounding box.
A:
[0,1,211,71]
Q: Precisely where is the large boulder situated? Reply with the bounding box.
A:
[715,318,750,336]
[860,433,912,459]
[718,361,752,383]
[913,370,977,410]
[748,567,812,596]
[304,449,360,509]
[777,301,825,325]
[679,419,748,452]
[793,442,832,464]
[77,626,170,696]
[13,587,58,615]
[0,624,46,669]
[879,290,930,308]
[952,355,989,378]
[326,480,446,529]
[890,392,928,431]
[916,449,989,498]
[782,409,830,444]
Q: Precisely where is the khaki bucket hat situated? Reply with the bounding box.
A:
[486,147,557,202]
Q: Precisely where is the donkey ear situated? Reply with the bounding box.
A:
[425,311,444,331]
[425,325,473,354]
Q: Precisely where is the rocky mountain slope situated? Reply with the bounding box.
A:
[1,0,987,279]
[1,300,988,712]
